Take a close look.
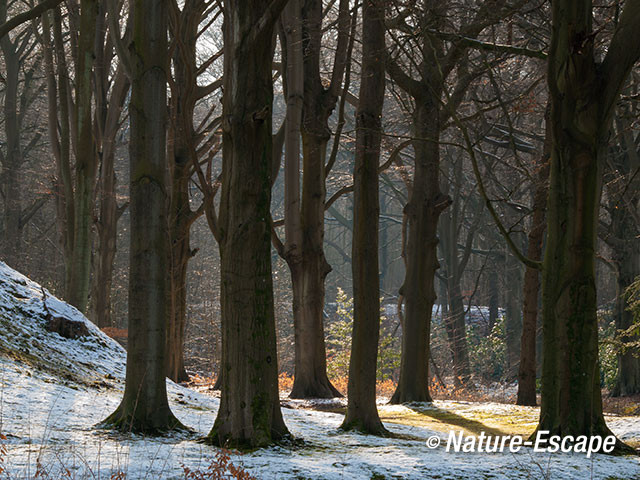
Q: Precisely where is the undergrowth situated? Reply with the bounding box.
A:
[0,432,254,480]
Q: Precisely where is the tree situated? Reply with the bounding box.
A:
[165,0,220,383]
[517,106,550,406]
[341,0,387,435]
[39,1,98,313]
[66,0,98,313]
[271,0,351,399]
[90,2,130,328]
[386,0,516,402]
[0,3,44,264]
[537,0,640,443]
[206,0,290,448]
[102,0,182,433]
[601,106,640,397]
[0,0,64,39]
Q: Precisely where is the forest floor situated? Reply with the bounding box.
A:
[1,262,640,480]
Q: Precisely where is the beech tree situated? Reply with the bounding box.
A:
[538,0,640,443]
[271,0,351,399]
[90,2,130,328]
[341,0,387,436]
[206,0,290,448]
[165,0,221,383]
[386,0,523,402]
[39,1,98,313]
[102,0,182,433]
[0,3,45,265]
[604,109,640,396]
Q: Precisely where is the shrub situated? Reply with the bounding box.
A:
[325,288,400,384]
[468,316,506,382]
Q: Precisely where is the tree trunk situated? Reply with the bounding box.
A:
[609,151,640,396]
[438,153,471,390]
[206,0,289,448]
[538,0,640,445]
[488,266,499,334]
[517,115,550,406]
[67,0,98,313]
[284,0,348,399]
[445,277,472,388]
[90,39,130,329]
[280,1,338,397]
[341,0,386,435]
[613,245,640,396]
[91,156,119,329]
[291,130,338,398]
[0,24,22,265]
[102,0,182,433]
[504,250,523,381]
[165,2,206,384]
[391,102,450,403]
[166,157,192,383]
[43,8,75,292]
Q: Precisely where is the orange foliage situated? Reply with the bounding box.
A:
[278,372,294,392]
[330,376,348,396]
[101,327,128,340]
[376,379,397,398]
[182,449,256,480]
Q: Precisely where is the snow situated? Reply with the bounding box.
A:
[0,261,639,479]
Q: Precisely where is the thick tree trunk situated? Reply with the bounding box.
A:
[537,0,638,442]
[517,121,550,406]
[102,0,182,433]
[341,0,386,435]
[539,129,609,438]
[289,131,339,398]
[391,103,450,403]
[280,2,338,398]
[206,0,289,448]
[284,0,347,399]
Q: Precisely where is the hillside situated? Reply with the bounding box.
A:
[0,262,639,479]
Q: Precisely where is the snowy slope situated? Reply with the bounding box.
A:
[0,262,639,479]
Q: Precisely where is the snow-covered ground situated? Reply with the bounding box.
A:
[0,262,639,479]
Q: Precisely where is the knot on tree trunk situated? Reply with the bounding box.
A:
[430,193,452,214]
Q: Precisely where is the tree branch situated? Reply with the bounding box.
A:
[0,0,64,39]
